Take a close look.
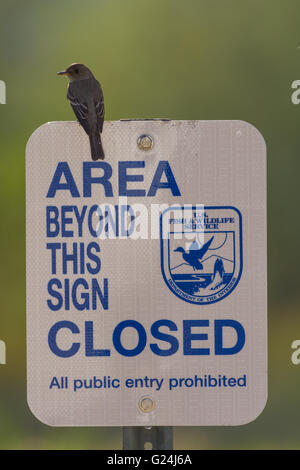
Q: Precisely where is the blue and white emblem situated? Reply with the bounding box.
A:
[160,206,243,304]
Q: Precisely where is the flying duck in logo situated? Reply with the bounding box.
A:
[160,206,243,305]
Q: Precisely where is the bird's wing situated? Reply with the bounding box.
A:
[189,236,214,259]
[67,86,90,134]
[93,80,104,133]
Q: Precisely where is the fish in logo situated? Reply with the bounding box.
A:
[160,206,243,305]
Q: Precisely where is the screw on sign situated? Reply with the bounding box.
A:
[26,120,267,449]
[137,134,154,151]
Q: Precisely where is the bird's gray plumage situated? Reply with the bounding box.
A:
[58,63,105,160]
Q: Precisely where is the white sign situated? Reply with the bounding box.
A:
[26,120,267,426]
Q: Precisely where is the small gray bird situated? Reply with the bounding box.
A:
[57,63,105,160]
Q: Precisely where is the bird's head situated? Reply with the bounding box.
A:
[57,63,93,81]
[174,247,185,253]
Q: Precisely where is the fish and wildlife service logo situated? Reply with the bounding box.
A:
[160,206,243,305]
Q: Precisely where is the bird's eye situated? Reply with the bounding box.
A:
[75,69,79,73]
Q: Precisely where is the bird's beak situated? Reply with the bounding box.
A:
[57,70,68,76]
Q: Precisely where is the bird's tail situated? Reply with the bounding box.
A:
[89,133,105,160]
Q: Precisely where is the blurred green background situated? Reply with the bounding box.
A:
[0,0,300,449]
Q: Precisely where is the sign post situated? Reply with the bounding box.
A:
[26,120,267,445]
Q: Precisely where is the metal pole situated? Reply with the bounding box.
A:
[123,426,173,450]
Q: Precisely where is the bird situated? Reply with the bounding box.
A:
[57,63,105,160]
[174,236,214,270]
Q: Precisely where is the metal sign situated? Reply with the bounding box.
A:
[26,120,267,426]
